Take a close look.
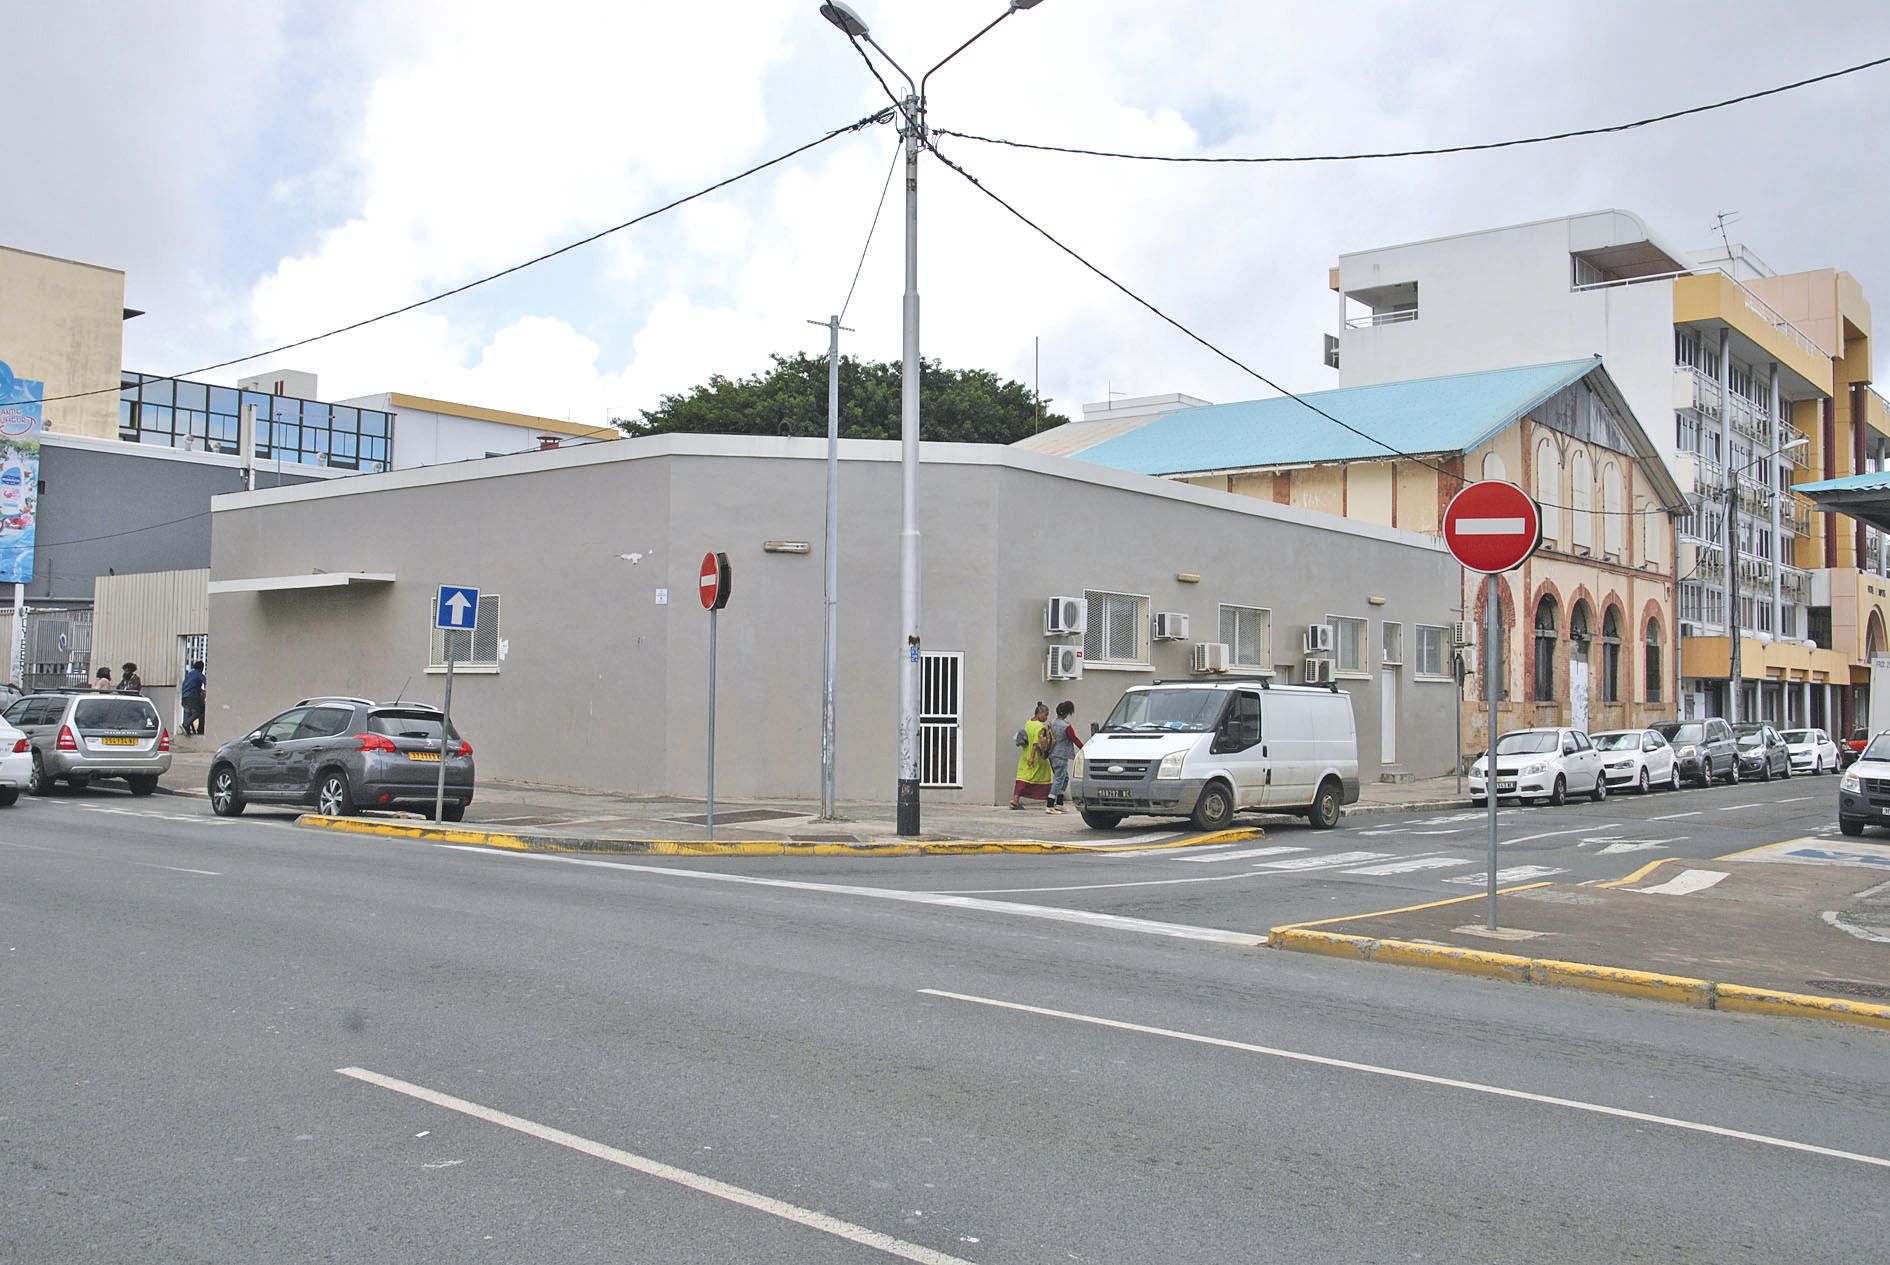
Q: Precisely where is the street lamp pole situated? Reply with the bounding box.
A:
[820,0,1044,836]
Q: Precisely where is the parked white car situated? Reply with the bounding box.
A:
[1469,727,1606,806]
[0,717,28,805]
[1781,727,1841,775]
[1589,728,1680,794]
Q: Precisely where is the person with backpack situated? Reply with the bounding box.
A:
[1046,699,1085,813]
[1008,701,1053,810]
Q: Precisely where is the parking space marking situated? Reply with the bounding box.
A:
[1174,845,1308,864]
[337,1068,979,1265]
[1634,868,1728,896]
[1445,865,1564,885]
[1341,856,1476,876]
[919,991,1890,1171]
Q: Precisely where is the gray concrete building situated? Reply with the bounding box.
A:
[206,435,1460,802]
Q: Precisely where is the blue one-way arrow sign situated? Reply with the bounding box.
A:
[436,584,480,631]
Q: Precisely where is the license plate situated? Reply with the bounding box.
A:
[1095,788,1132,800]
[407,751,440,762]
[1496,781,1516,792]
[1879,806,1890,818]
[99,736,139,746]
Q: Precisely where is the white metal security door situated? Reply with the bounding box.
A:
[920,652,962,788]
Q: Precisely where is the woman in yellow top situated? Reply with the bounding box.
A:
[1009,701,1053,809]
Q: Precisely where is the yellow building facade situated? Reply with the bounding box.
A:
[0,245,127,440]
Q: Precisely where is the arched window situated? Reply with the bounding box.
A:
[1644,619,1663,703]
[1570,450,1593,550]
[1481,452,1507,483]
[1535,437,1560,542]
[1601,607,1622,703]
[1603,464,1624,556]
[1533,596,1558,701]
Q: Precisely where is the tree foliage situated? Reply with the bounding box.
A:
[618,353,1068,444]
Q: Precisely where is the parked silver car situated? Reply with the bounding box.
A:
[0,691,172,795]
[208,697,474,819]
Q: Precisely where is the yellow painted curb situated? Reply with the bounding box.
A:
[1714,983,1890,1031]
[1530,958,1713,1007]
[1265,928,1374,960]
[1370,938,1533,982]
[295,815,1260,857]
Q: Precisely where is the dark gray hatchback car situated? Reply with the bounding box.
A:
[208,698,474,819]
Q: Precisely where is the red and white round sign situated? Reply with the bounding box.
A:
[699,552,722,610]
[1443,480,1542,574]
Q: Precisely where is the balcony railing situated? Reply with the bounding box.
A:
[1779,564,1813,603]
[1343,308,1419,329]
[1576,266,1829,360]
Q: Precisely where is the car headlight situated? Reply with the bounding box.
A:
[1471,759,1486,775]
[1678,744,1697,757]
[1524,761,1548,775]
[1156,751,1186,780]
[1071,752,1084,779]
[1841,771,1861,793]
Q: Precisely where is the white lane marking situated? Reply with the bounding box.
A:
[1456,516,1526,535]
[1775,796,1815,804]
[1254,850,1390,871]
[918,991,1890,1171]
[1500,826,1604,847]
[1173,845,1308,864]
[437,846,1266,943]
[1445,865,1564,885]
[1648,811,1702,821]
[1341,857,1476,876]
[0,838,219,875]
[1718,804,1764,812]
[1356,828,1411,837]
[1407,828,1478,836]
[1598,842,1670,855]
[337,1068,977,1265]
[1635,869,1730,896]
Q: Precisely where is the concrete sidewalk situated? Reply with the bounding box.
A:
[1270,841,1890,1030]
[159,739,1468,846]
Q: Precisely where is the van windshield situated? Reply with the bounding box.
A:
[1101,689,1226,733]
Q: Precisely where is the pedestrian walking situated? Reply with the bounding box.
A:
[180,659,206,736]
[117,662,142,694]
[1008,701,1053,809]
[1046,699,1085,812]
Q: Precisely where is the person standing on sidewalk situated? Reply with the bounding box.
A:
[117,662,142,694]
[1009,701,1053,809]
[180,659,206,736]
[1046,700,1084,813]
[92,667,114,692]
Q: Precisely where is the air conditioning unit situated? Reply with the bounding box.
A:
[1190,642,1231,673]
[1452,621,1478,650]
[1303,657,1334,684]
[1045,644,1084,681]
[1153,611,1190,641]
[1679,621,1701,638]
[1044,595,1088,637]
[1302,624,1333,654]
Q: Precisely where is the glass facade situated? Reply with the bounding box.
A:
[119,373,392,473]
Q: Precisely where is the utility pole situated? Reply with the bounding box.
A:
[807,315,853,820]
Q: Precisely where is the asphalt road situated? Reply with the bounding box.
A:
[3,784,1885,1264]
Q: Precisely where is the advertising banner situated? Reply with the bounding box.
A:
[0,359,42,584]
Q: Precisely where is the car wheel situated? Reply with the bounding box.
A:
[1548,775,1567,807]
[1191,781,1235,831]
[127,774,158,796]
[1727,761,1740,786]
[0,786,17,807]
[441,802,467,823]
[1591,772,1607,802]
[1759,760,1772,783]
[208,765,245,817]
[1079,809,1124,830]
[1637,768,1651,795]
[1839,816,1866,837]
[315,771,356,818]
[27,751,54,797]
[1308,778,1343,830]
[1781,758,1791,780]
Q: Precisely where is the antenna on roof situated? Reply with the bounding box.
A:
[392,674,411,705]
[1713,211,1742,260]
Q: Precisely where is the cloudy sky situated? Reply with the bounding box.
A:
[11,1,1890,429]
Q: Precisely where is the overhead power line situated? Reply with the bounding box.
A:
[935,53,1890,165]
[23,109,896,413]
[925,141,1671,518]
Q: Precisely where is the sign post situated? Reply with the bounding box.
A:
[433,584,479,822]
[699,552,731,839]
[1442,481,1542,931]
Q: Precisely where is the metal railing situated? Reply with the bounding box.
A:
[1575,267,1829,360]
[1343,308,1420,329]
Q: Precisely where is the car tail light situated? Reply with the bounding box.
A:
[56,724,77,752]
[159,728,171,752]
[358,732,397,753]
[456,740,473,757]
[10,737,25,754]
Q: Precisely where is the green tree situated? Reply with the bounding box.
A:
[617,353,1068,443]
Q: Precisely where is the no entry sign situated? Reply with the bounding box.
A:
[1443,480,1541,573]
[699,551,731,610]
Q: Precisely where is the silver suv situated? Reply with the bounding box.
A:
[208,698,474,819]
[1,691,172,795]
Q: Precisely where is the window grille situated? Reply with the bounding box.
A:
[430,594,502,668]
[1083,590,1149,666]
[1217,604,1271,669]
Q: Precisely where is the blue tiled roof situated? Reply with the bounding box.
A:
[1073,359,1602,475]
[1795,471,1890,494]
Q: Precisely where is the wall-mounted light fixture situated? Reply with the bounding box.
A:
[1176,572,1201,584]
[764,541,811,554]
[1367,595,1388,606]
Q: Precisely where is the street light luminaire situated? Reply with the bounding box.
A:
[819,2,869,37]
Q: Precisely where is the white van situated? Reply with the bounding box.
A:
[1068,681,1359,831]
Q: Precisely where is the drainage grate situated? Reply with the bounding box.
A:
[1806,979,1890,1000]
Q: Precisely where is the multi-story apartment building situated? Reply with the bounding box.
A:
[1331,210,1882,732]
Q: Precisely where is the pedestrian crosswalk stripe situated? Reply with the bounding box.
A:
[1254,850,1390,871]
[1342,856,1477,876]
[1445,864,1564,885]
[1174,845,1309,864]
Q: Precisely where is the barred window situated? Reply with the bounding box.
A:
[1327,615,1367,675]
[1415,625,1450,679]
[1218,604,1271,670]
[1083,589,1149,667]
[430,594,502,669]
